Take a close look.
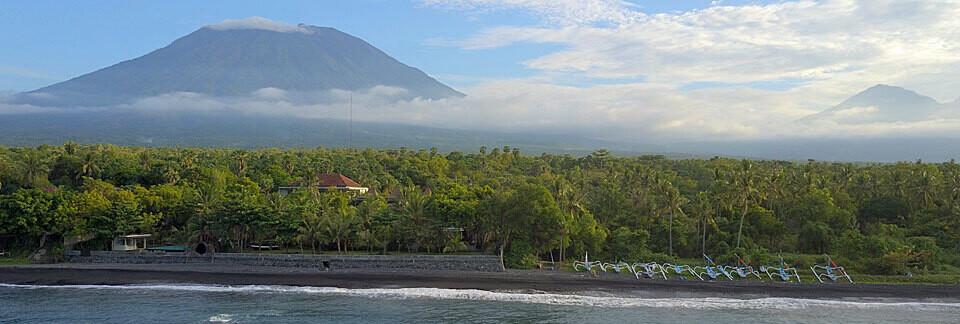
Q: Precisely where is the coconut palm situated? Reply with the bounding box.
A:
[322,193,358,253]
[398,186,431,252]
[692,192,714,256]
[232,150,249,176]
[19,149,50,188]
[62,141,79,155]
[79,151,102,180]
[297,212,325,253]
[661,180,687,256]
[734,161,756,249]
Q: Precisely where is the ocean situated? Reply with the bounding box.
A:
[1,284,959,323]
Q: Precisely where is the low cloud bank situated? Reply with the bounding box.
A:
[3,81,960,145]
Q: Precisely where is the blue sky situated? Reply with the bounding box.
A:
[0,0,775,92]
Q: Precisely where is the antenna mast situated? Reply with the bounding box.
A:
[349,92,353,149]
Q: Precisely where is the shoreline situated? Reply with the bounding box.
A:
[2,264,959,301]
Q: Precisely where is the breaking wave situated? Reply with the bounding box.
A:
[207,314,233,323]
[2,283,958,311]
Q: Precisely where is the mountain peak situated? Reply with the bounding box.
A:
[204,16,314,34]
[837,84,938,109]
[14,18,463,107]
[866,84,899,90]
[851,84,930,100]
[808,84,945,123]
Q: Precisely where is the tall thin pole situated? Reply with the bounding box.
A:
[349,92,353,149]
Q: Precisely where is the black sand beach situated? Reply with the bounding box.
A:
[2,264,958,300]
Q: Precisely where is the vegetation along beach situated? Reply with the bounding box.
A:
[2,145,959,281]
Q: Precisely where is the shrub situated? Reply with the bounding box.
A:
[878,250,911,275]
[799,222,831,254]
[907,236,942,270]
[505,240,538,269]
[607,227,650,261]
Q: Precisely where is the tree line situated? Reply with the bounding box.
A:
[0,143,958,274]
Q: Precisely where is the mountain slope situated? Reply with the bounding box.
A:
[806,84,947,123]
[14,18,463,107]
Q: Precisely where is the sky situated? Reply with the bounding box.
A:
[0,0,773,92]
[2,0,960,142]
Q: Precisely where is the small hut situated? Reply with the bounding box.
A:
[112,234,151,251]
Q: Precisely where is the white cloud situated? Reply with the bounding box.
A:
[419,0,960,138]
[832,106,879,118]
[442,1,960,88]
[21,92,56,100]
[206,17,312,33]
[252,87,289,100]
[421,0,643,25]
[0,66,62,81]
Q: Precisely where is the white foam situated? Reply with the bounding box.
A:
[2,283,958,311]
[208,314,233,322]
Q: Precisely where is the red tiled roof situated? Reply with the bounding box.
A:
[318,173,363,187]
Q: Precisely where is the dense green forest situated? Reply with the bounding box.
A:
[1,143,958,275]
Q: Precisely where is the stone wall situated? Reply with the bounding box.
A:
[64,251,502,272]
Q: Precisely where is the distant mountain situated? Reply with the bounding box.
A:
[12,17,463,107]
[805,84,952,123]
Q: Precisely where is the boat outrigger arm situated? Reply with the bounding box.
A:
[726,254,763,279]
[698,254,735,280]
[630,262,669,280]
[573,252,604,273]
[601,261,633,273]
[761,255,801,283]
[810,254,854,284]
[662,263,704,281]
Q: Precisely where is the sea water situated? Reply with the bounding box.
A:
[1,284,958,323]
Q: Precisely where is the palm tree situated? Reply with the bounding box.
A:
[765,167,785,214]
[950,173,960,210]
[194,169,226,225]
[161,163,181,185]
[62,141,79,155]
[20,149,50,188]
[550,176,583,262]
[399,186,431,252]
[590,149,610,169]
[79,151,102,180]
[137,150,153,171]
[176,149,197,178]
[297,213,325,253]
[322,193,358,253]
[232,150,249,176]
[624,166,653,218]
[693,192,714,256]
[661,180,687,256]
[911,169,938,209]
[734,161,756,250]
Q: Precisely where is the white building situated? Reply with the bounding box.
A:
[112,234,151,251]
